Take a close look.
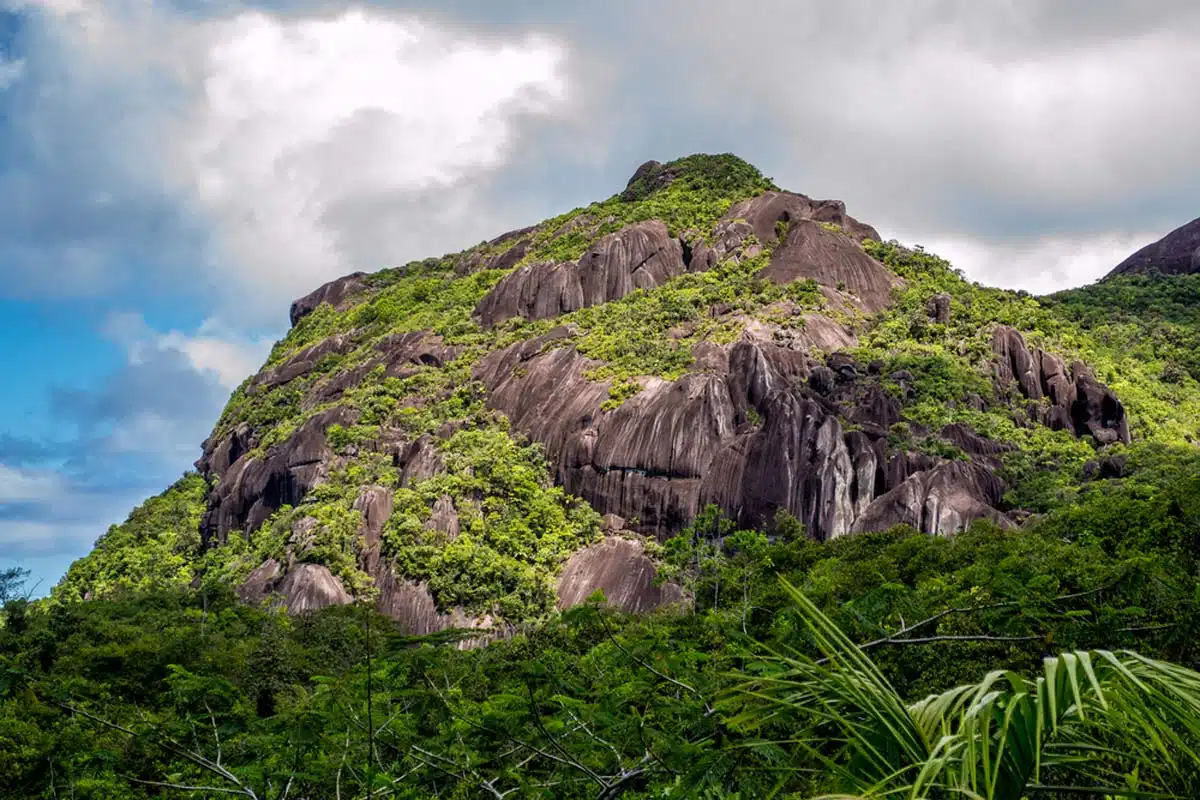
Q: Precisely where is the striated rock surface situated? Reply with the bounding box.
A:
[475,220,688,327]
[290,273,367,327]
[991,325,1130,445]
[851,462,1010,535]
[478,323,1014,541]
[198,406,358,546]
[1106,215,1200,277]
[556,536,682,613]
[759,219,896,312]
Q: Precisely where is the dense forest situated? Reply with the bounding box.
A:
[4,155,1200,798]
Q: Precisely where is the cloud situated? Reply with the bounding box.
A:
[175,8,568,318]
[0,464,64,504]
[0,1,571,324]
[644,1,1200,246]
[103,312,273,390]
[909,230,1163,295]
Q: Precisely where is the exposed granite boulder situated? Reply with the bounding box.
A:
[238,559,354,614]
[927,293,951,324]
[991,325,1130,445]
[475,220,687,327]
[940,423,1014,458]
[1106,215,1200,277]
[198,406,358,546]
[251,332,358,393]
[278,564,353,613]
[375,331,460,375]
[289,273,367,327]
[851,462,1011,536]
[237,558,281,604]
[758,220,896,313]
[455,225,537,275]
[556,536,682,613]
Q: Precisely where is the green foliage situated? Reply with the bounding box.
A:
[729,579,1200,799]
[52,475,208,603]
[6,512,1198,798]
[384,427,601,620]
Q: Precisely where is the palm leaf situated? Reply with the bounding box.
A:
[730,576,1200,800]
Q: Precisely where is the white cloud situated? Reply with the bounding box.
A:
[653,1,1200,239]
[171,7,569,316]
[102,311,273,390]
[907,230,1162,295]
[0,464,66,504]
[7,3,570,319]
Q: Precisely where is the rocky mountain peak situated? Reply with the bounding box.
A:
[56,152,1157,640]
[1106,215,1200,277]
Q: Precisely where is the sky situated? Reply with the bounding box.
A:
[3,0,1199,596]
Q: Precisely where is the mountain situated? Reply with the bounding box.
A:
[53,153,1200,635]
[14,153,1200,799]
[1107,215,1200,277]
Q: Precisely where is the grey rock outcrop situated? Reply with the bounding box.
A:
[759,219,896,312]
[236,559,353,615]
[556,537,682,613]
[475,221,688,327]
[477,322,1010,541]
[290,273,367,327]
[851,462,1010,536]
[991,325,1130,445]
[1106,215,1200,277]
[198,406,358,546]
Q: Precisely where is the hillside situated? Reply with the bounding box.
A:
[53,153,1200,630]
[6,153,1200,798]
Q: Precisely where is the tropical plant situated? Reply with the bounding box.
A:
[729,578,1200,799]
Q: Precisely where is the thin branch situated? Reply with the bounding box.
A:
[874,634,1042,646]
[127,778,251,795]
[57,702,258,799]
[596,613,713,714]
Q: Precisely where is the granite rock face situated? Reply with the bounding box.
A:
[197,406,358,546]
[1106,215,1200,277]
[556,536,682,613]
[289,273,367,327]
[475,220,688,327]
[991,325,1130,445]
[477,323,1010,541]
[187,156,1143,634]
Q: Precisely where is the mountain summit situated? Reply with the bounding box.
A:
[1107,215,1200,277]
[55,154,1200,640]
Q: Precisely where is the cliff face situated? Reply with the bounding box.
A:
[1106,216,1200,277]
[58,153,1161,634]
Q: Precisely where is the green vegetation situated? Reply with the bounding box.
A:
[5,508,1199,798]
[52,475,208,604]
[386,427,600,618]
[732,581,1200,799]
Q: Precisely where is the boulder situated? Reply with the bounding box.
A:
[852,462,1011,536]
[289,273,366,327]
[199,406,358,546]
[927,293,951,323]
[991,325,1129,446]
[758,220,896,313]
[474,220,688,327]
[556,537,682,613]
[278,564,353,613]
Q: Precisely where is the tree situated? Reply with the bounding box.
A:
[0,567,30,605]
[730,578,1200,799]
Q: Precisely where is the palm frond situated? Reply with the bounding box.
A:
[730,576,1200,800]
